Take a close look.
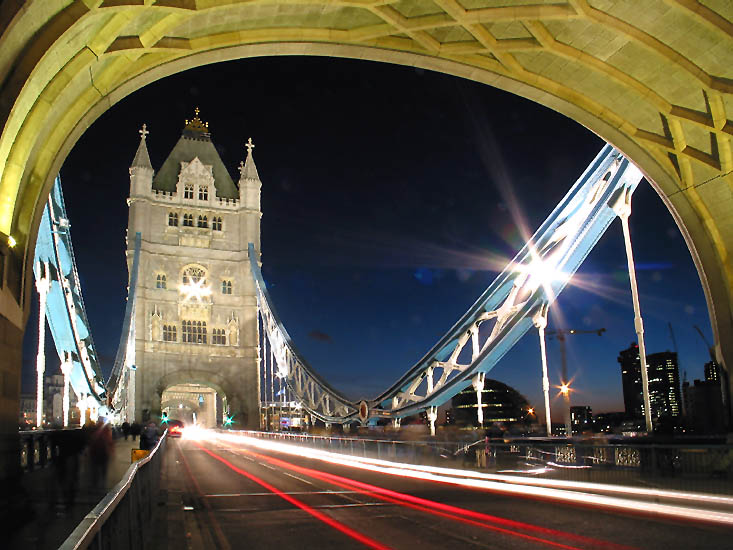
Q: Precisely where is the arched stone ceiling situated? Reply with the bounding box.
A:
[1,1,731,376]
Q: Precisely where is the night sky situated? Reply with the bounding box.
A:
[21,57,714,418]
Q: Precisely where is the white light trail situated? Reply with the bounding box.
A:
[213,432,733,526]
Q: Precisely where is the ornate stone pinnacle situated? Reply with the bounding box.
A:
[246,137,255,154]
[139,123,149,139]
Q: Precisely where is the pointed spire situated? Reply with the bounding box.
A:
[238,137,259,181]
[131,124,153,170]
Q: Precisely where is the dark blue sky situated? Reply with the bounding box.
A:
[22,57,713,416]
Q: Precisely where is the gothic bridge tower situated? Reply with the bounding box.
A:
[127,110,261,428]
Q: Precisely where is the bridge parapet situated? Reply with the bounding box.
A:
[229,430,733,497]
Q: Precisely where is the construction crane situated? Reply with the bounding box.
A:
[694,325,728,413]
[546,327,606,436]
[693,325,716,363]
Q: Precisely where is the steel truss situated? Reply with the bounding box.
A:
[252,145,643,425]
[33,176,108,415]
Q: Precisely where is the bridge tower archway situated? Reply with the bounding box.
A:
[1,2,732,475]
[152,370,250,429]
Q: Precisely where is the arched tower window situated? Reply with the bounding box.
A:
[221,280,232,295]
[156,273,167,289]
[197,215,208,228]
[184,184,194,199]
[199,186,208,201]
[181,266,206,286]
[182,213,193,226]
[168,212,178,226]
[212,217,222,231]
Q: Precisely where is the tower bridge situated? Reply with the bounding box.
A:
[0,0,731,482]
[32,116,646,437]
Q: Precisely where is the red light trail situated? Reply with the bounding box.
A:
[211,441,633,550]
[195,442,392,550]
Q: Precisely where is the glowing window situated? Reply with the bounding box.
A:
[182,266,206,285]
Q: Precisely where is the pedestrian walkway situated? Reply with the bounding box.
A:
[9,434,145,550]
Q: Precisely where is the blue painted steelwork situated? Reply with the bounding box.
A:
[252,145,643,424]
[34,176,107,410]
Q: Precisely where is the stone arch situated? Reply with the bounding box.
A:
[1,3,731,434]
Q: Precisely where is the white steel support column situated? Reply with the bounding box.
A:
[269,342,274,423]
[613,191,653,433]
[60,353,72,427]
[533,308,553,437]
[427,406,437,437]
[35,266,50,428]
[473,372,485,427]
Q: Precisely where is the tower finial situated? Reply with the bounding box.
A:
[245,137,255,155]
[139,123,149,140]
[184,107,209,134]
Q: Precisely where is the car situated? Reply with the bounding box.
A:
[167,419,185,438]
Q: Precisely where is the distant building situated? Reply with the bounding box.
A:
[704,360,721,384]
[450,379,531,429]
[570,406,592,434]
[592,412,626,433]
[19,393,35,428]
[683,378,726,434]
[618,344,681,425]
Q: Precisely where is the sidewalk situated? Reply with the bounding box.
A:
[9,435,144,550]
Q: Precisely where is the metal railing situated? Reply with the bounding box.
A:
[19,428,79,471]
[234,430,733,495]
[59,431,167,550]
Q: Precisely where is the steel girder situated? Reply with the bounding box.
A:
[251,145,643,425]
[33,176,107,411]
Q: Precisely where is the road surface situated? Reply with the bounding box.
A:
[158,433,730,550]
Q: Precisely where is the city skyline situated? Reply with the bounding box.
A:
[20,57,714,418]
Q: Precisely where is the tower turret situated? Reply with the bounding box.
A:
[238,137,261,211]
[129,124,153,197]
[238,137,262,253]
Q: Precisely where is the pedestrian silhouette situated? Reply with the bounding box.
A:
[130,421,141,441]
[87,419,114,492]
